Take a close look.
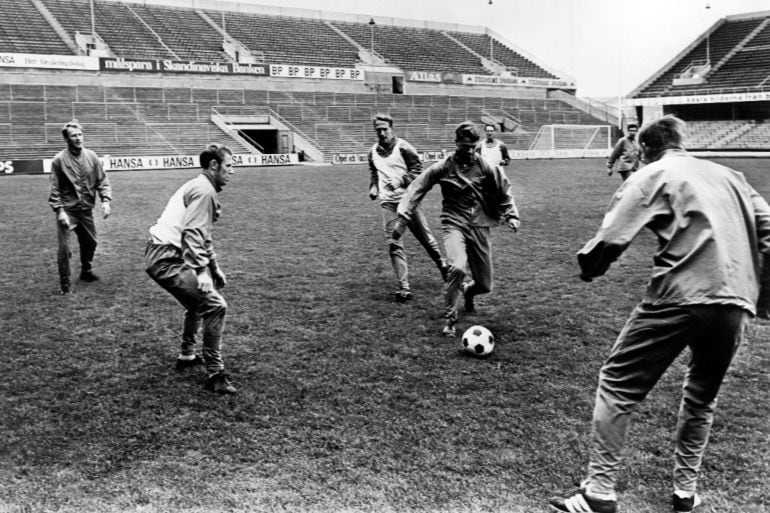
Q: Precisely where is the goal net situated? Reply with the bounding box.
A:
[529,124,611,151]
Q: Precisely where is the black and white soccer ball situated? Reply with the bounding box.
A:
[462,325,494,357]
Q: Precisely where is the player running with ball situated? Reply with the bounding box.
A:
[392,121,519,337]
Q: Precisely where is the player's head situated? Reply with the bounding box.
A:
[637,115,685,163]
[61,120,84,152]
[455,121,480,162]
[372,113,395,146]
[626,123,638,140]
[200,143,234,189]
[484,124,496,142]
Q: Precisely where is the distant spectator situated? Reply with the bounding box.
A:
[606,123,641,181]
[367,113,448,302]
[48,120,112,294]
[549,115,770,513]
[145,143,237,395]
[393,121,519,337]
[476,124,511,168]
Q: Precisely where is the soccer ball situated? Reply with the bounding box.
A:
[462,325,495,357]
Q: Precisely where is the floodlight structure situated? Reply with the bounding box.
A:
[369,18,376,53]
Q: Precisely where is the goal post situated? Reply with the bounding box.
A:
[529,124,612,151]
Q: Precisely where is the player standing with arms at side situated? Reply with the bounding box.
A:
[49,120,112,295]
[549,115,770,513]
[393,121,519,337]
[476,123,511,168]
[368,113,449,302]
[606,123,641,181]
[145,144,237,395]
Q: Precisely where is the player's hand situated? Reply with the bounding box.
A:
[368,185,379,200]
[196,269,214,293]
[102,201,111,219]
[507,217,520,232]
[57,210,70,228]
[211,267,227,289]
[390,218,407,241]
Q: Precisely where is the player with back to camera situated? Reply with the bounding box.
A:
[549,115,770,513]
[49,120,112,294]
[606,123,641,181]
[392,121,519,337]
[476,123,511,168]
[367,113,449,302]
[144,144,237,395]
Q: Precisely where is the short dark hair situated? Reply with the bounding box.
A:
[61,120,82,139]
[200,143,233,170]
[455,121,480,143]
[638,115,685,158]
[372,113,394,127]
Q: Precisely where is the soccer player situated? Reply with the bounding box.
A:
[48,120,112,294]
[144,144,237,395]
[368,113,448,302]
[606,123,641,181]
[476,123,510,168]
[393,121,519,337]
[549,115,770,513]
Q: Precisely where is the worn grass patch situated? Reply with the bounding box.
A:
[0,158,768,512]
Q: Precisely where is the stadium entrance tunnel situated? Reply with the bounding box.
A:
[239,128,281,154]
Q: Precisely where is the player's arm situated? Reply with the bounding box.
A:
[399,142,422,188]
[367,148,379,200]
[180,188,217,292]
[92,152,112,218]
[490,164,519,231]
[577,182,654,281]
[48,158,71,228]
[499,143,511,166]
[751,186,770,317]
[606,140,622,172]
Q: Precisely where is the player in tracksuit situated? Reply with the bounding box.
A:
[476,124,511,168]
[606,124,641,181]
[393,121,519,337]
[144,144,237,395]
[549,115,770,513]
[368,113,448,302]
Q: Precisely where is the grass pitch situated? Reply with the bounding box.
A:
[0,158,768,513]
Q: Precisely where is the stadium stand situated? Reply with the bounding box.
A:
[0,0,606,161]
[629,11,770,151]
[0,80,604,160]
[43,0,175,60]
[331,22,489,75]
[128,4,228,62]
[205,11,360,67]
[0,0,71,54]
[447,31,558,78]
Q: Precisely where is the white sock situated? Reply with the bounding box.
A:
[674,490,695,499]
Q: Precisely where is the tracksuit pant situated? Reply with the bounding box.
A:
[586,303,748,496]
[145,241,227,375]
[443,224,492,324]
[56,208,97,287]
[380,202,443,290]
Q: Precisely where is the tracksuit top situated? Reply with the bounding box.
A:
[48,148,111,212]
[149,173,221,271]
[578,149,770,315]
[398,152,518,229]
